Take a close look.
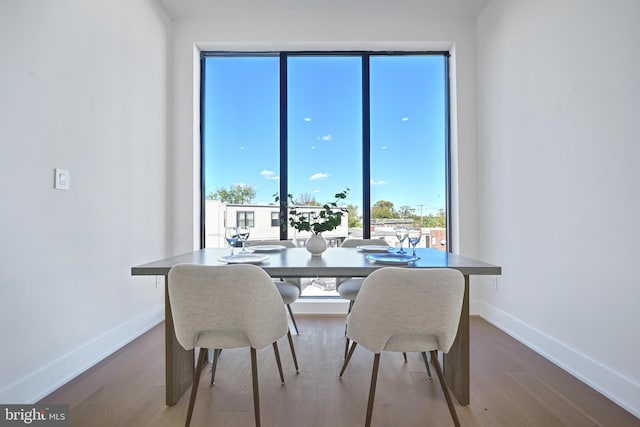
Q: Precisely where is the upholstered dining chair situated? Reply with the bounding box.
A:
[336,238,389,312]
[336,238,388,356]
[339,239,433,377]
[168,263,299,427]
[248,239,301,334]
[338,267,464,427]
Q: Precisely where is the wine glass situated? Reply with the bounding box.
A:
[237,226,251,254]
[407,228,422,257]
[224,227,238,255]
[395,226,408,254]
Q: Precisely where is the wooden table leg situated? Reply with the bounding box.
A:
[165,274,194,406]
[443,274,470,405]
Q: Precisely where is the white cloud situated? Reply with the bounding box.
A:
[320,134,333,141]
[260,170,279,180]
[304,117,311,122]
[401,117,409,121]
[313,189,321,193]
[370,178,387,186]
[381,145,387,150]
[310,172,329,181]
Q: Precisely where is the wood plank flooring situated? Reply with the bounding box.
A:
[40,315,639,426]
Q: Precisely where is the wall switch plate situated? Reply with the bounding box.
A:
[54,168,70,190]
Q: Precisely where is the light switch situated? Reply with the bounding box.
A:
[54,168,70,190]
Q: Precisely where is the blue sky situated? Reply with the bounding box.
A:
[203,54,446,216]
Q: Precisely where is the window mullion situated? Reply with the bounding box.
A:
[279,53,288,240]
[362,54,371,239]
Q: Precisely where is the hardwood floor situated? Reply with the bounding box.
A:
[40,315,639,427]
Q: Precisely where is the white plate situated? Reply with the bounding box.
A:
[218,254,269,264]
[366,253,420,264]
[250,245,287,252]
[356,245,392,252]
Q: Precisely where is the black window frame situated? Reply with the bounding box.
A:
[200,51,452,250]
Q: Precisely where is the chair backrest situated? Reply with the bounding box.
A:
[347,267,464,354]
[340,238,388,248]
[249,240,296,248]
[168,263,288,351]
[337,239,389,286]
[247,240,300,286]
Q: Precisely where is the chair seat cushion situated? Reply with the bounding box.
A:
[337,278,364,301]
[274,280,300,304]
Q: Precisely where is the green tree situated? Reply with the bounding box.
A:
[398,205,415,219]
[421,209,446,228]
[346,204,361,228]
[293,193,320,206]
[371,200,398,219]
[207,184,256,204]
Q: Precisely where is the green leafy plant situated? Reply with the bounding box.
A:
[274,188,349,235]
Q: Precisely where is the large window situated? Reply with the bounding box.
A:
[201,52,450,295]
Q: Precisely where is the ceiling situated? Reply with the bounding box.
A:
[156,0,490,21]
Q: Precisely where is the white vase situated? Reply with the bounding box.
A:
[305,234,327,256]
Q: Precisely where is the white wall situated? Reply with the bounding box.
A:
[169,5,483,274]
[476,0,640,416]
[0,0,172,403]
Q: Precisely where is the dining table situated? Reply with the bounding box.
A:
[131,246,501,406]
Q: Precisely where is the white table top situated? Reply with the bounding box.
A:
[132,247,501,277]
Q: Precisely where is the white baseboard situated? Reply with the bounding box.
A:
[470,298,483,315]
[291,298,350,315]
[477,301,640,419]
[0,304,164,404]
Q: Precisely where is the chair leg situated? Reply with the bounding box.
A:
[344,337,350,360]
[344,300,354,336]
[421,351,432,379]
[339,341,358,378]
[273,342,285,385]
[250,347,261,427]
[287,304,300,335]
[365,353,381,427]
[185,348,208,427]
[210,349,222,385]
[286,329,300,373]
[343,300,354,358]
[430,350,460,427]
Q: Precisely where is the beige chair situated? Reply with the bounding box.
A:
[210,240,301,387]
[336,238,389,309]
[248,240,301,334]
[339,239,432,376]
[338,267,464,427]
[168,263,299,427]
[337,238,388,356]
